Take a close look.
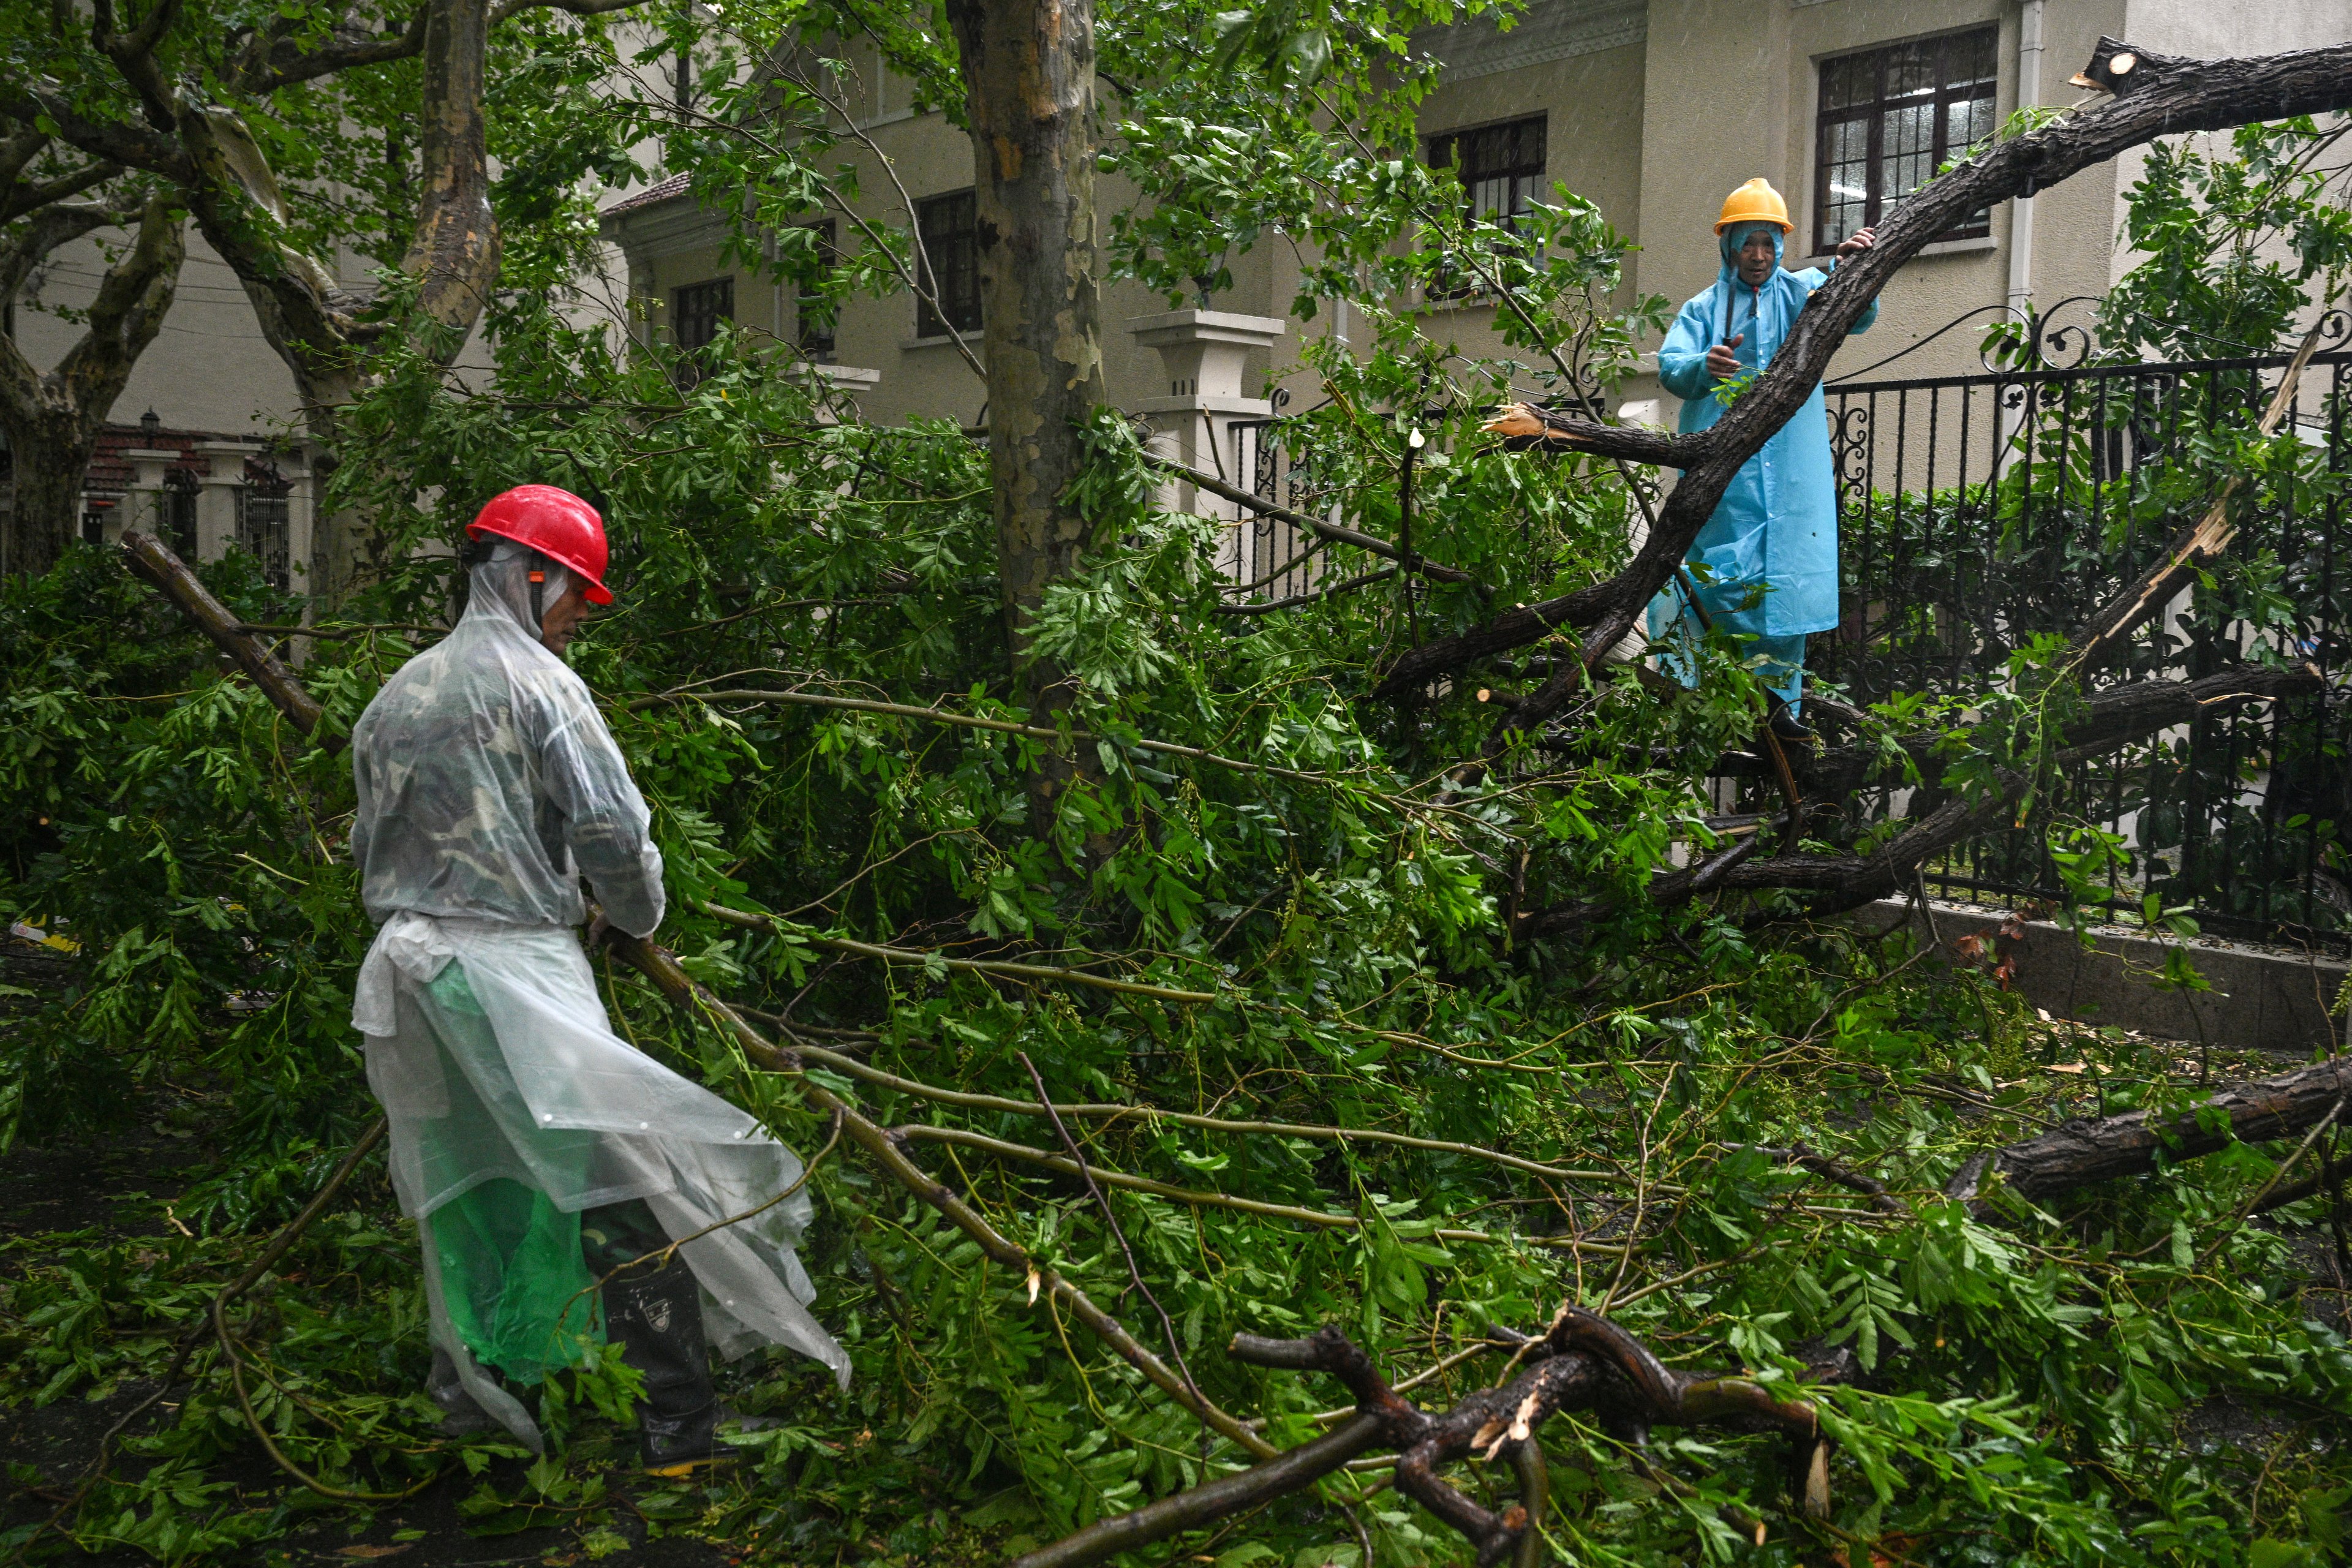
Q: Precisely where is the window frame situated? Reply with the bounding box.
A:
[235,472,293,591]
[914,190,982,339]
[795,218,840,361]
[1425,113,1549,301]
[1812,26,2000,258]
[669,277,734,383]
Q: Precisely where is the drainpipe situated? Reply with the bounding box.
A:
[2005,0,2044,324]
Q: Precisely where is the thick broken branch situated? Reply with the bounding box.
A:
[1518,663,2317,939]
[1960,1055,2352,1204]
[119,532,336,747]
[1016,1311,1836,1568]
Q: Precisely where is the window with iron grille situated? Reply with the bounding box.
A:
[915,190,982,339]
[164,471,198,558]
[1427,115,1548,298]
[1814,27,1998,256]
[671,277,733,382]
[236,483,291,590]
[796,219,840,361]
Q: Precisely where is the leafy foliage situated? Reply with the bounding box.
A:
[6,29,2352,1568]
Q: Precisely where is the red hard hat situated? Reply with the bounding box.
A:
[465,485,614,605]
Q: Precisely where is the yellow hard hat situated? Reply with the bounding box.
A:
[1715,178,1792,235]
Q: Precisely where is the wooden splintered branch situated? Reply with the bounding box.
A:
[2068,316,2332,672]
[1014,1311,1840,1568]
[120,529,337,748]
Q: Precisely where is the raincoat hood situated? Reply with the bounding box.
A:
[468,541,575,646]
[1718,221,1786,286]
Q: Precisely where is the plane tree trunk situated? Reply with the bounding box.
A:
[0,196,184,576]
[941,0,1109,831]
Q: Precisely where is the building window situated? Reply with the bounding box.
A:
[1427,115,1548,297]
[671,277,733,383]
[673,278,732,352]
[915,190,982,339]
[236,478,292,590]
[1815,28,1999,255]
[164,470,198,558]
[80,510,107,546]
[796,219,839,361]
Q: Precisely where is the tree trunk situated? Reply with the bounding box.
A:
[0,419,100,576]
[0,197,184,575]
[942,0,1108,831]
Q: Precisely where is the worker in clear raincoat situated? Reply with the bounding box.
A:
[1651,178,1880,739]
[349,484,846,1473]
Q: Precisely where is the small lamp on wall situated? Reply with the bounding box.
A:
[139,408,161,443]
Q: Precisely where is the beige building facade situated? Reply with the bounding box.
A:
[8,0,2347,587]
[601,0,2352,445]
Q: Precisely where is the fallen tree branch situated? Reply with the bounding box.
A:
[110,549,1277,1461]
[1019,1049,1205,1406]
[696,899,1223,1003]
[1955,1055,2352,1204]
[1517,663,2319,939]
[17,1118,392,1553]
[1013,1311,1838,1568]
[1143,453,1487,588]
[2069,317,2332,671]
[599,927,1282,1460]
[894,1122,1637,1253]
[121,530,336,748]
[624,684,1379,790]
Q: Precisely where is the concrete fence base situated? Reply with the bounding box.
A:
[1853,899,2349,1056]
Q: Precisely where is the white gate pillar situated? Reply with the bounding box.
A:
[1127,310,1285,580]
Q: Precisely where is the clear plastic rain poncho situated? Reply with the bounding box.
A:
[349,543,848,1449]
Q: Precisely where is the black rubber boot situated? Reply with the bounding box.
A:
[1766,697,1813,744]
[601,1255,726,1476]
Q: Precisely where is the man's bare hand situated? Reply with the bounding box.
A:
[1706,334,1746,380]
[1834,227,1877,259]
[588,911,613,949]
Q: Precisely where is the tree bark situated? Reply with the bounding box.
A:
[1017,1314,1839,1568]
[119,530,336,747]
[0,197,184,575]
[1964,1056,2352,1204]
[941,0,1109,830]
[1380,37,2352,717]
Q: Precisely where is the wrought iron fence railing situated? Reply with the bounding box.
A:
[1226,414,1317,600]
[1814,344,2352,943]
[1211,324,2352,944]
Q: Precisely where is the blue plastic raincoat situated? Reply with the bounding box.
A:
[1649,224,1877,640]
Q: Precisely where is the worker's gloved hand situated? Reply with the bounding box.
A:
[1706,334,1745,380]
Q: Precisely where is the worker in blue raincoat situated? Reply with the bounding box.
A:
[1651,178,1879,738]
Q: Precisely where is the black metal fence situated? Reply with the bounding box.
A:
[1227,413,1317,600]
[1813,341,2352,942]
